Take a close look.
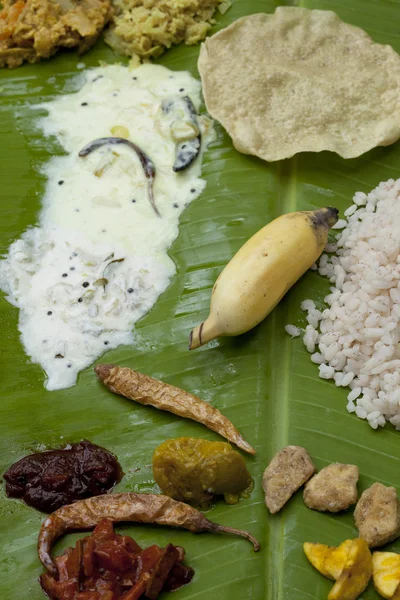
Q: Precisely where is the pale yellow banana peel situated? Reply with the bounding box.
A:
[189,207,339,350]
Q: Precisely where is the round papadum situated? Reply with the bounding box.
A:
[198,7,400,162]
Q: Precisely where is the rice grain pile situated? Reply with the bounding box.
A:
[287,178,400,429]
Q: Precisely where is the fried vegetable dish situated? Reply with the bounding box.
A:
[262,445,315,514]
[152,437,253,507]
[0,0,112,68]
[40,517,194,600]
[354,482,400,547]
[303,463,359,513]
[3,440,122,512]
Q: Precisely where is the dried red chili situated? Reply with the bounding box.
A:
[40,518,194,600]
[38,492,259,576]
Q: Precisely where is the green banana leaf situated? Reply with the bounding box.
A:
[1,0,400,598]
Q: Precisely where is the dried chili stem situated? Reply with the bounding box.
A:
[94,364,255,455]
[38,492,260,575]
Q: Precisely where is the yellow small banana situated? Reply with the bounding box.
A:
[189,207,338,350]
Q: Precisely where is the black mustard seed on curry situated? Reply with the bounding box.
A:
[3,440,123,513]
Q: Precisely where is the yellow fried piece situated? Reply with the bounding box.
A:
[328,539,372,600]
[304,540,352,581]
[372,552,400,599]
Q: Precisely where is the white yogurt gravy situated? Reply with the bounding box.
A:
[0,64,214,390]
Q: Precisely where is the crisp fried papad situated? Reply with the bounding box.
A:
[198,7,400,162]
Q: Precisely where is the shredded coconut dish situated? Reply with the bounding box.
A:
[104,0,230,59]
[286,178,400,430]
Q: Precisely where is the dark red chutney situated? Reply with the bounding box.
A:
[3,441,123,513]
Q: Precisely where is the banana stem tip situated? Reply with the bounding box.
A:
[313,206,339,229]
[189,323,204,350]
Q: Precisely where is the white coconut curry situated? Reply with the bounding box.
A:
[0,63,213,390]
